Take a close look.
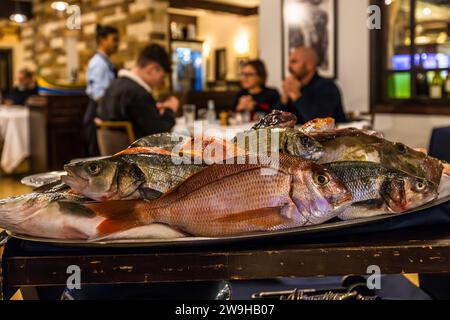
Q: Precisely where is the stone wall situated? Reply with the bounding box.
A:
[21,0,169,83]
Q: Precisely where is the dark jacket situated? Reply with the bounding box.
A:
[234,86,280,114]
[5,87,37,105]
[97,76,175,139]
[277,73,346,124]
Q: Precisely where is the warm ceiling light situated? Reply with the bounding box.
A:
[384,0,393,5]
[235,34,250,55]
[51,1,69,12]
[422,7,432,16]
[9,13,27,24]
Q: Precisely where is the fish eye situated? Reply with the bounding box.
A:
[314,173,330,186]
[85,162,101,176]
[415,181,426,191]
[300,135,310,146]
[396,143,407,154]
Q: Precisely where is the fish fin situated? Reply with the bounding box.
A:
[58,200,97,218]
[115,147,176,156]
[65,188,83,195]
[96,218,142,238]
[85,200,142,219]
[139,188,163,200]
[380,179,407,212]
[179,149,203,157]
[62,225,90,240]
[158,160,268,200]
[84,200,148,237]
[213,207,293,230]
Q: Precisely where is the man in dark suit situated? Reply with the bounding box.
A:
[97,44,179,139]
[3,69,37,106]
[277,47,346,124]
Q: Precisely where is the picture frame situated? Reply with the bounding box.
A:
[215,48,227,81]
[282,0,337,79]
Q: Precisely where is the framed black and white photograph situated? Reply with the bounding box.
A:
[282,0,337,79]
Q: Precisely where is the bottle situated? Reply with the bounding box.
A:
[206,100,216,124]
[430,72,443,99]
[445,72,450,98]
[415,54,429,96]
[187,24,196,40]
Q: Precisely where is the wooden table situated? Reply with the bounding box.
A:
[1,224,450,300]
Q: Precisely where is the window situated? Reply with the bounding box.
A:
[371,0,450,114]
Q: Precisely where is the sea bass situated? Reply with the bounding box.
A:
[312,128,444,185]
[324,162,438,220]
[62,153,205,201]
[233,128,324,161]
[85,154,352,238]
[0,191,186,240]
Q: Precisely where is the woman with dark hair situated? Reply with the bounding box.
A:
[234,59,280,115]
[84,24,119,156]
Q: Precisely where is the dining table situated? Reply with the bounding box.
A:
[0,105,30,174]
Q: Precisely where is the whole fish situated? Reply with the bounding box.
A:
[0,191,186,240]
[251,110,298,130]
[233,128,324,161]
[312,128,444,186]
[85,154,352,238]
[324,162,438,220]
[62,153,205,201]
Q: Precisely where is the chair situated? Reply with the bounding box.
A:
[94,118,136,156]
[429,126,450,162]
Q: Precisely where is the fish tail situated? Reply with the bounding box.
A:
[115,147,176,156]
[85,200,151,238]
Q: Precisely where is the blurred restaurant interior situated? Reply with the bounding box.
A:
[0,0,448,177]
[0,0,450,301]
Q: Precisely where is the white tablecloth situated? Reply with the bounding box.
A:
[172,118,372,139]
[172,118,256,140]
[0,105,30,173]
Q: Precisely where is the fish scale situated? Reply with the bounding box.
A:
[324,161,439,220]
[63,153,205,201]
[313,129,444,186]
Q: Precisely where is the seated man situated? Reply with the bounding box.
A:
[3,69,37,106]
[97,44,179,139]
[277,47,346,124]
